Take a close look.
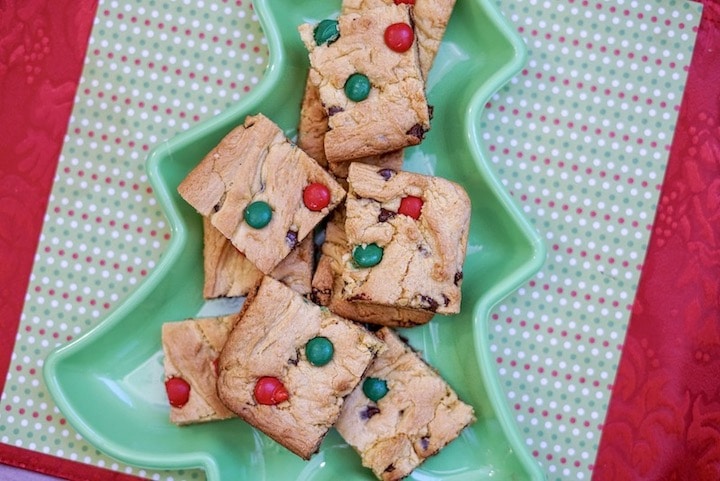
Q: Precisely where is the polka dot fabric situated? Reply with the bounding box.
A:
[0,1,702,481]
[483,0,701,480]
[1,0,267,480]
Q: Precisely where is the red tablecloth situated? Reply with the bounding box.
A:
[593,0,720,479]
[0,1,140,479]
[1,0,719,480]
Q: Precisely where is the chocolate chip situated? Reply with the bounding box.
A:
[420,436,430,451]
[420,295,439,312]
[360,405,380,420]
[406,123,428,139]
[378,208,396,222]
[288,351,300,366]
[417,244,430,257]
[442,294,450,306]
[213,192,227,212]
[285,230,298,248]
[428,105,434,120]
[378,168,396,181]
[311,287,331,305]
[327,106,344,116]
[454,271,463,286]
[348,293,371,302]
[383,464,396,473]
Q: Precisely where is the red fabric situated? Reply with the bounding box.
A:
[593,1,720,480]
[0,445,145,481]
[0,0,95,390]
[0,1,140,480]
[1,0,719,480]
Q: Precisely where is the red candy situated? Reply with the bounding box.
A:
[254,376,289,405]
[303,182,331,211]
[165,377,191,408]
[398,195,423,219]
[394,0,415,4]
[384,23,414,53]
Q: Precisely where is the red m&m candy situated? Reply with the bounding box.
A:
[165,377,191,408]
[303,182,331,211]
[398,195,423,219]
[384,23,414,53]
[394,0,415,4]
[254,376,289,405]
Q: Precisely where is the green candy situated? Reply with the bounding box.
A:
[314,19,340,46]
[362,377,388,402]
[244,201,272,229]
[344,73,371,102]
[352,243,383,267]
[305,336,334,366]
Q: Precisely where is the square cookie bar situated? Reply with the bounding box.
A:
[312,209,434,327]
[340,162,470,315]
[162,315,237,425]
[178,113,345,274]
[297,75,405,183]
[202,217,314,298]
[298,4,431,163]
[216,276,384,459]
[342,0,457,78]
[335,327,475,481]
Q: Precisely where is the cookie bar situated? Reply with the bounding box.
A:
[178,113,345,274]
[202,217,314,298]
[312,209,434,327]
[216,276,384,459]
[297,75,329,167]
[328,149,404,184]
[298,4,431,163]
[297,0,455,175]
[335,327,475,481]
[341,162,470,314]
[266,234,314,296]
[342,0,457,78]
[162,315,237,425]
[202,217,262,298]
[297,76,405,182]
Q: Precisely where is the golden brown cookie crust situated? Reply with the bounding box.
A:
[312,210,434,327]
[342,162,470,314]
[299,5,431,163]
[335,327,475,480]
[178,114,345,274]
[217,276,384,459]
[162,315,238,425]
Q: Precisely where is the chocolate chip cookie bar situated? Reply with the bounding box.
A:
[162,315,237,425]
[202,217,314,298]
[340,162,470,315]
[216,276,384,459]
[178,113,345,274]
[312,209,434,327]
[342,0,457,78]
[298,4,431,163]
[335,327,475,480]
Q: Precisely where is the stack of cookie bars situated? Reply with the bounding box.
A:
[164,0,478,479]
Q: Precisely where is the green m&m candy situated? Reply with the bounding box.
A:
[314,19,340,46]
[353,243,383,267]
[305,336,334,366]
[344,73,371,102]
[244,201,272,229]
[362,377,388,402]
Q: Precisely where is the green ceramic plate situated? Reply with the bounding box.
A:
[44,0,546,479]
